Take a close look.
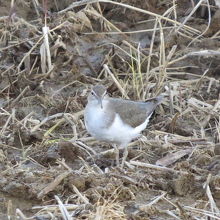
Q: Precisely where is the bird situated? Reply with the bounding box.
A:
[84,84,163,167]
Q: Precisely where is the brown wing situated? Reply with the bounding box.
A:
[108,96,163,128]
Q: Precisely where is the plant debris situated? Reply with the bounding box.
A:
[0,0,220,219]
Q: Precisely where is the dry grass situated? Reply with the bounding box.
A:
[0,0,220,219]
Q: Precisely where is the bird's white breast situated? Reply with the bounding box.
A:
[84,102,107,137]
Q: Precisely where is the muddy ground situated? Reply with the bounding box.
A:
[0,0,220,219]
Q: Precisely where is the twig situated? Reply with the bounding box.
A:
[37,171,71,199]
[55,195,72,220]
[103,64,129,98]
[129,160,188,174]
[6,86,30,108]
[31,111,83,132]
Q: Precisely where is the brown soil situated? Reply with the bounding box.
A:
[0,0,220,219]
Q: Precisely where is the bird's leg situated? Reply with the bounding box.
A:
[113,144,120,166]
[121,145,128,168]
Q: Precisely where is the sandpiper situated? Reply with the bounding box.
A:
[84,85,163,167]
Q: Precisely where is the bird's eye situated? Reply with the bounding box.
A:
[91,91,95,96]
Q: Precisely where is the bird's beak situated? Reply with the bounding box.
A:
[98,97,103,109]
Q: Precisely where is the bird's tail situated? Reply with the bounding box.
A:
[145,94,164,105]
